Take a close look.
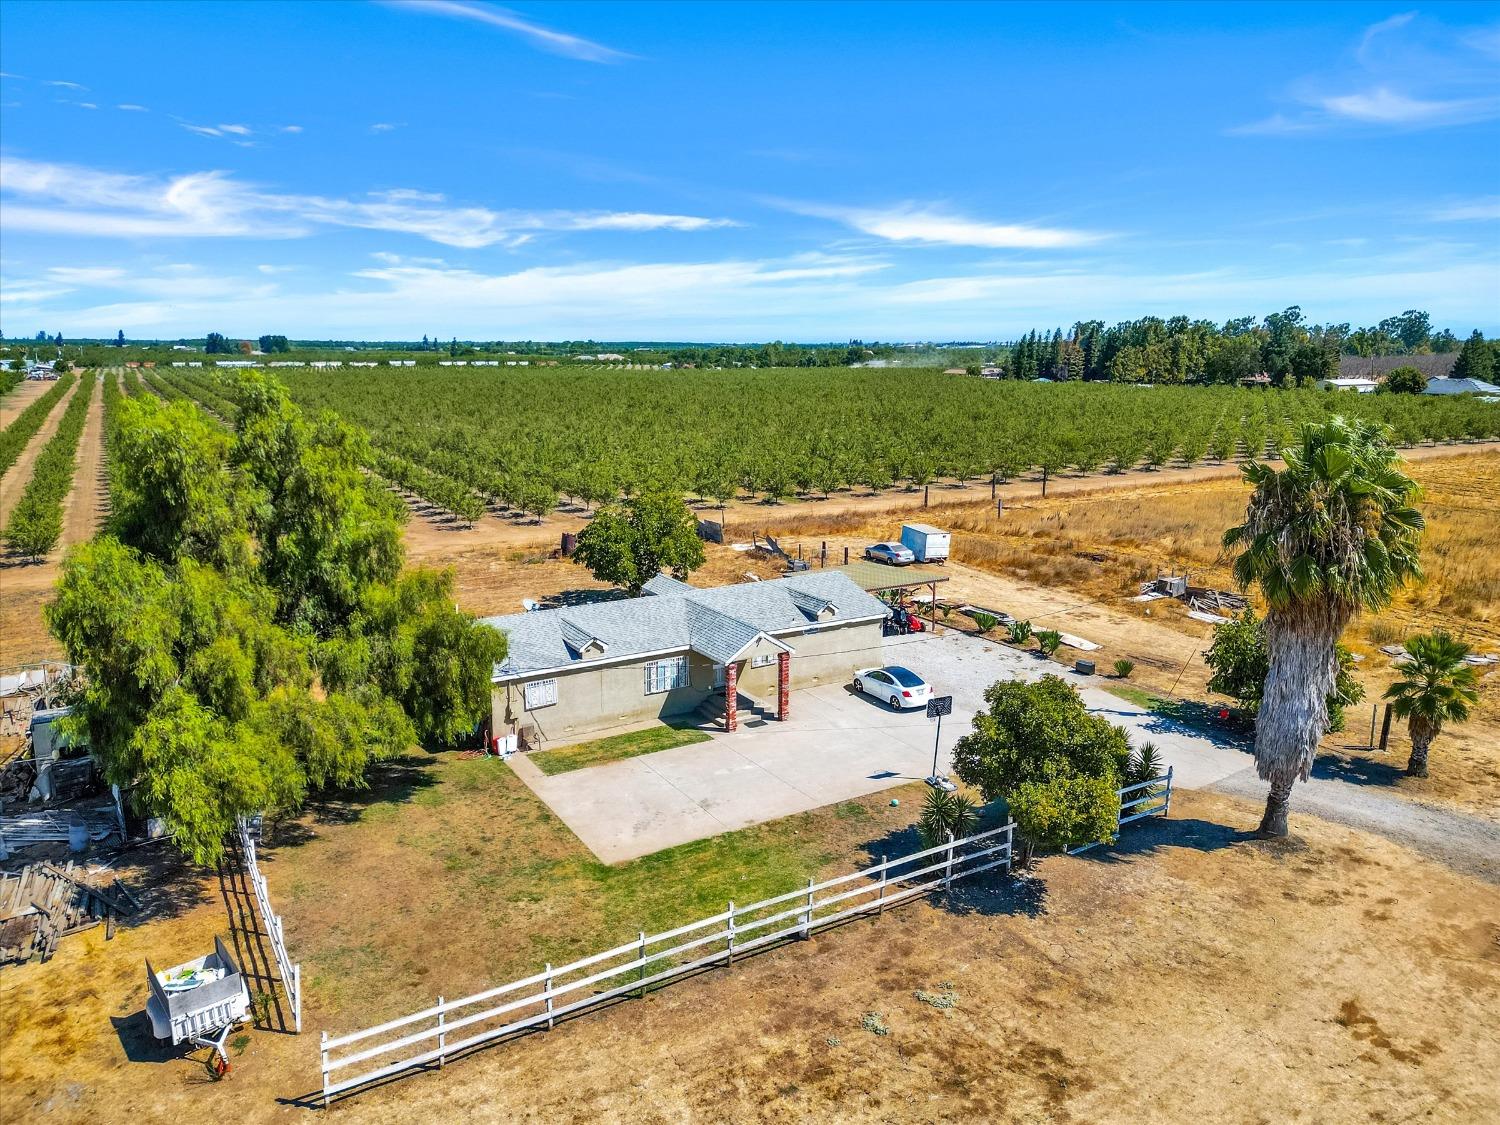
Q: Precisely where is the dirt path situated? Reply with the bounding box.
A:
[0,375,81,527]
[399,438,1500,558]
[0,377,54,429]
[59,372,108,551]
[1213,766,1500,882]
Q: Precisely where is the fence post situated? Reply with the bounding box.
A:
[320,1031,329,1108]
[545,964,555,1029]
[943,831,955,891]
[800,877,814,940]
[1005,823,1014,871]
[877,856,887,915]
[293,963,302,1033]
[437,997,446,1068]
[726,901,736,966]
[637,932,647,997]
[1163,766,1174,817]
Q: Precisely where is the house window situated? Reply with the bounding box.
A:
[750,653,776,668]
[644,656,689,695]
[524,678,558,709]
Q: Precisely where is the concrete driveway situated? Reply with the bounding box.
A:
[509,630,1255,863]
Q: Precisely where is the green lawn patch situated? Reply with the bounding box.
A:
[530,722,713,776]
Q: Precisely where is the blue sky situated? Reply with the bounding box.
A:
[2,0,1497,341]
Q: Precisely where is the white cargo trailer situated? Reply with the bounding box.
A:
[900,523,950,564]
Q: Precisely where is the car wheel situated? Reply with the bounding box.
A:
[889,694,900,709]
[853,677,862,694]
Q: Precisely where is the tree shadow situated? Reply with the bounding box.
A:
[1068,815,1259,866]
[537,588,629,610]
[273,753,440,843]
[1311,753,1407,789]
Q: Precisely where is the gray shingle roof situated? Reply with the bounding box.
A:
[484,571,889,679]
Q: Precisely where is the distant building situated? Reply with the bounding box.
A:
[1424,377,1500,396]
[1317,376,1379,393]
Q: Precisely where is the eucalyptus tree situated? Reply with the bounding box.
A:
[1223,417,1424,835]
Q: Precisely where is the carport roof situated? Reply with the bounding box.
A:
[484,570,888,680]
[827,561,949,594]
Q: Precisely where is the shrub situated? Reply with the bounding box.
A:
[917,788,977,848]
[1113,658,1135,679]
[1006,619,1033,645]
[1036,629,1062,656]
[1008,775,1120,850]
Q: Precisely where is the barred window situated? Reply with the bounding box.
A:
[524,678,558,709]
[644,656,689,695]
[751,653,776,668]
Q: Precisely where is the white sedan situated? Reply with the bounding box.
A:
[853,665,934,709]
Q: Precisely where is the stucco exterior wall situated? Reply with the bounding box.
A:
[492,618,885,746]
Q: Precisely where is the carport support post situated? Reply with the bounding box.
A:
[724,663,738,732]
[777,651,790,721]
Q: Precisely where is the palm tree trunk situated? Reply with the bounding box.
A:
[1257,777,1294,836]
[1252,603,1348,837]
[1406,719,1436,777]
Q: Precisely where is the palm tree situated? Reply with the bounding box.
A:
[1383,631,1479,777]
[1223,418,1423,836]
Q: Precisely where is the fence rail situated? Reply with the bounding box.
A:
[319,770,1172,1105]
[236,817,302,1033]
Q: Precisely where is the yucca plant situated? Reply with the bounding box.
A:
[1127,741,1164,794]
[1036,629,1062,656]
[1007,619,1033,645]
[1383,631,1479,778]
[1223,417,1424,836]
[1113,658,1135,679]
[971,611,998,634]
[917,788,978,849]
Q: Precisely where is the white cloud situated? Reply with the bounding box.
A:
[180,123,223,137]
[0,157,741,248]
[381,0,633,63]
[44,79,87,90]
[117,103,149,112]
[218,123,252,135]
[1319,87,1499,126]
[784,201,1103,249]
[1429,196,1500,222]
[280,124,303,133]
[1233,13,1500,135]
[370,122,403,133]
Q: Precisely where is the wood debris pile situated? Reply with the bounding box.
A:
[0,861,139,965]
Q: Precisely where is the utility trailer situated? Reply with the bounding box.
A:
[900,523,951,564]
[146,936,251,1077]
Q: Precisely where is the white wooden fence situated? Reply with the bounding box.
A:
[236,817,302,1033]
[318,770,1173,1105]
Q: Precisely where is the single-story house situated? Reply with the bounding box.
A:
[484,571,890,746]
[1316,376,1379,393]
[1424,377,1500,396]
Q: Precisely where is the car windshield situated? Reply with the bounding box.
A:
[886,666,924,687]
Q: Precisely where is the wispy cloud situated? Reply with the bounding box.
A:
[1232,12,1500,135]
[381,0,633,63]
[280,124,303,134]
[44,79,87,90]
[218,123,252,135]
[370,122,403,133]
[1429,196,1500,222]
[0,156,740,248]
[782,201,1105,250]
[116,103,149,112]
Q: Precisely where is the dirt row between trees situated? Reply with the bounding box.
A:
[0,374,83,529]
[0,377,56,429]
[58,372,109,553]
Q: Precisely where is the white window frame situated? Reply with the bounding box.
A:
[644,656,689,695]
[750,653,776,669]
[524,678,558,710]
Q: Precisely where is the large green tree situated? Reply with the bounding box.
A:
[48,378,503,863]
[951,676,1132,853]
[1383,631,1480,778]
[1450,331,1494,385]
[573,490,706,595]
[1223,417,1423,836]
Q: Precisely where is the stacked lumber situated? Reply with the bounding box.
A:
[0,861,138,965]
[0,804,119,855]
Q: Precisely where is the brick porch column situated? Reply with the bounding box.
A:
[724,662,738,732]
[777,651,791,721]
